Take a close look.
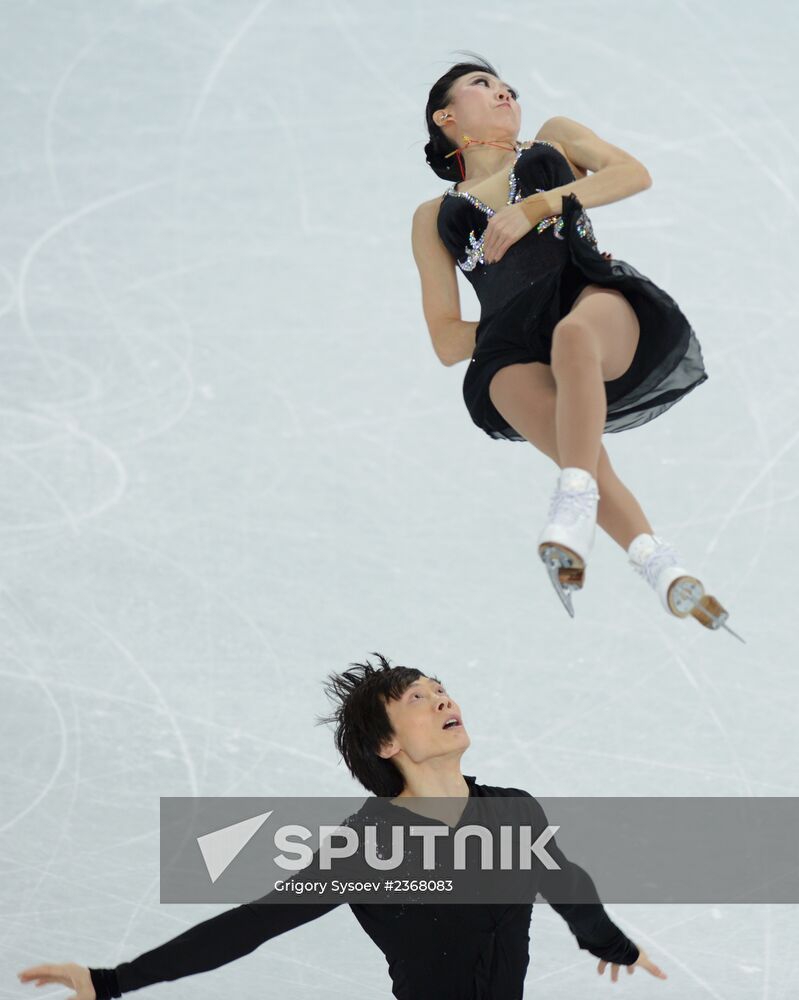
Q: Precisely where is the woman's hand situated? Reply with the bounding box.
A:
[597,944,667,983]
[481,192,615,265]
[482,194,553,264]
[18,962,96,999]
[481,203,532,264]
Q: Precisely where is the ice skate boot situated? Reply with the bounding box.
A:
[537,467,600,618]
[627,533,744,642]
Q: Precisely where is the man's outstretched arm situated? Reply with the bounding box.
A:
[92,898,340,997]
[520,792,667,981]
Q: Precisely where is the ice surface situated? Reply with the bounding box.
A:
[1,1,797,997]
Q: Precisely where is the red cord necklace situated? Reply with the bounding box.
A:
[444,134,519,182]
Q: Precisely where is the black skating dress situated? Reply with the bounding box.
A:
[436,140,708,441]
[88,775,639,1000]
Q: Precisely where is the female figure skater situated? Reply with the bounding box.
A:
[17,654,667,999]
[412,57,741,639]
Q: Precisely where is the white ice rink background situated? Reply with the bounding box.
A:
[1,1,797,996]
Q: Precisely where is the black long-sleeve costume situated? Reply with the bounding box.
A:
[90,775,638,1000]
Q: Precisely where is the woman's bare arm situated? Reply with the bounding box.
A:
[531,116,652,215]
[411,199,477,367]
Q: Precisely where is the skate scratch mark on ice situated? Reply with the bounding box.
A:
[280,404,458,439]
[526,955,595,985]
[0,620,81,921]
[519,9,799,219]
[0,652,68,838]
[671,70,799,215]
[706,702,753,795]
[185,0,273,136]
[0,408,128,531]
[654,904,731,937]
[330,5,416,112]
[122,280,303,440]
[704,419,799,555]
[761,904,772,1000]
[539,744,736,783]
[183,1,314,232]
[519,655,662,747]
[17,667,90,915]
[602,911,728,1000]
[113,870,164,963]
[121,247,310,294]
[43,24,123,205]
[528,69,568,101]
[271,88,315,233]
[0,263,17,320]
[677,0,799,161]
[94,528,285,683]
[56,276,195,449]
[672,642,754,796]
[122,258,239,290]
[381,384,430,488]
[0,440,80,534]
[56,601,201,796]
[78,295,198,447]
[44,36,198,450]
[652,902,774,985]
[216,742,334,796]
[716,348,775,581]
[46,33,200,450]
[8,348,104,410]
[527,904,727,996]
[17,179,167,372]
[257,374,307,438]
[7,673,337,772]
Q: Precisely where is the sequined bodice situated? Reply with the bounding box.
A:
[436,140,599,317]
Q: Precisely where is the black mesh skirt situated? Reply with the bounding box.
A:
[462,193,708,442]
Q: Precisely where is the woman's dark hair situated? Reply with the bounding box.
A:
[317,652,428,797]
[424,53,501,181]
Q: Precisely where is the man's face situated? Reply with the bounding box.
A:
[379,675,470,766]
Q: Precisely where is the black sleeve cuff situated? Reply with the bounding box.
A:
[89,968,122,999]
[578,932,639,966]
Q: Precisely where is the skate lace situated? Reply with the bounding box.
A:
[547,487,600,526]
[634,540,679,590]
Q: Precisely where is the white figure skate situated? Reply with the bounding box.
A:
[537,467,600,617]
[627,533,744,642]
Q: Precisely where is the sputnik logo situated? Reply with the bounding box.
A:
[196,810,561,881]
[197,811,273,883]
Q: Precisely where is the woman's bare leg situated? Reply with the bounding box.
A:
[488,360,653,551]
[549,285,641,479]
[487,325,741,635]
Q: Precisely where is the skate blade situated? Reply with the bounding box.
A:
[669,580,745,643]
[692,595,746,644]
[538,544,585,618]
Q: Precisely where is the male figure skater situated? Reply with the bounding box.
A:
[18,654,666,999]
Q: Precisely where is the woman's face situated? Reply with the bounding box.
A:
[437,71,521,142]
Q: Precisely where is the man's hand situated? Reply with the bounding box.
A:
[597,944,667,983]
[18,961,96,1000]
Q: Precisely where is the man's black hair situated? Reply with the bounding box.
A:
[318,652,432,796]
